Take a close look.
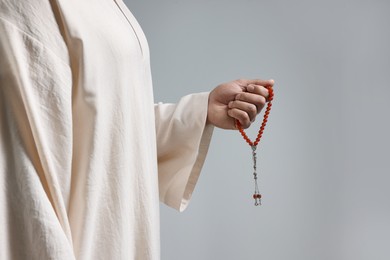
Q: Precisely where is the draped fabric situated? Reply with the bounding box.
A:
[0,0,213,259]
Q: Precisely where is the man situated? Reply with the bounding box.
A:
[0,0,274,259]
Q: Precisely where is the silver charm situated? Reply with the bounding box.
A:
[252,146,261,206]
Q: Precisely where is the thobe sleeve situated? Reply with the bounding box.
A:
[155,92,214,212]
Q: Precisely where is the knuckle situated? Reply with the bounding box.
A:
[240,115,251,128]
[264,88,270,97]
[243,120,251,129]
[248,105,257,114]
[258,96,266,106]
[258,86,266,96]
[242,92,248,98]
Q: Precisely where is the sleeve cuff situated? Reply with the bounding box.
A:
[156,92,214,211]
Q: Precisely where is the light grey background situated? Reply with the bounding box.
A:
[125,1,390,259]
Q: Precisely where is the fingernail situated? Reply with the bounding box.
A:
[228,101,233,108]
[247,85,255,92]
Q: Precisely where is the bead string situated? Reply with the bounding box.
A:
[236,86,274,206]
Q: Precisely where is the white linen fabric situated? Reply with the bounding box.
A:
[0,0,213,259]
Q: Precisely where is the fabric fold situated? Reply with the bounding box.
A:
[155,92,214,211]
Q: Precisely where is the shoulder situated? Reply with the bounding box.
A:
[0,0,69,63]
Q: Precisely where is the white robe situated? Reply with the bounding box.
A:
[0,0,213,259]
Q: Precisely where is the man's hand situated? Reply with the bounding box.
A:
[207,78,274,129]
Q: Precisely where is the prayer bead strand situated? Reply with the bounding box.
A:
[236,86,274,206]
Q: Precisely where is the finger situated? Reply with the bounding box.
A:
[246,84,269,99]
[228,100,257,122]
[234,92,267,112]
[238,78,275,87]
[227,108,251,129]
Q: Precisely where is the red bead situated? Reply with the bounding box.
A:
[253,193,262,199]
